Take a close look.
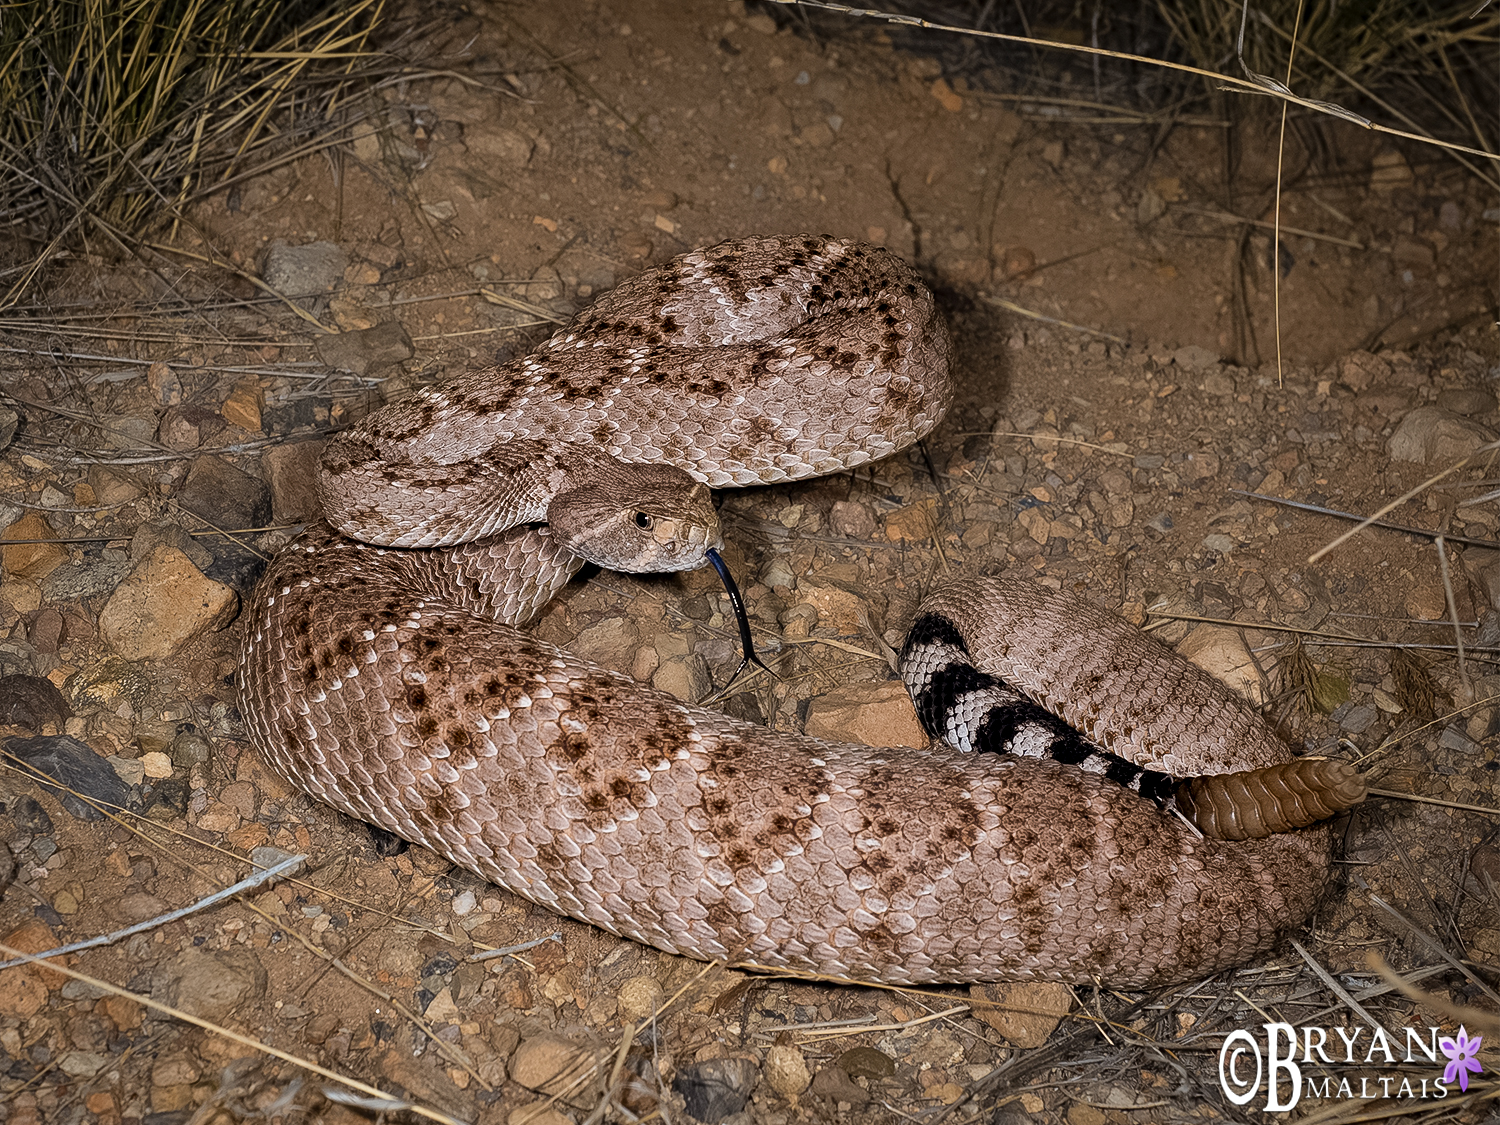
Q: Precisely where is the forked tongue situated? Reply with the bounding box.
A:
[704,547,773,695]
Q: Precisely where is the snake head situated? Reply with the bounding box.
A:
[547,463,722,573]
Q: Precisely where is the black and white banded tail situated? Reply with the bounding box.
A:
[899,608,1365,841]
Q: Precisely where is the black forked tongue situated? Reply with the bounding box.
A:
[705,547,774,693]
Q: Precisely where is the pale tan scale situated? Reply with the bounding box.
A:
[241,236,1353,988]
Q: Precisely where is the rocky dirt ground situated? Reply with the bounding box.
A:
[1,1,1498,1123]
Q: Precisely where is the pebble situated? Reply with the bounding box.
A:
[883,497,938,542]
[509,1033,600,1104]
[99,546,238,660]
[157,404,225,451]
[617,973,664,1021]
[0,674,70,731]
[809,1063,869,1106]
[1336,350,1391,391]
[0,919,64,1017]
[221,377,264,433]
[1435,388,1496,416]
[314,320,414,377]
[41,556,133,602]
[803,680,926,749]
[88,465,143,507]
[466,128,535,167]
[1,512,70,581]
[1386,406,1496,464]
[837,1046,896,1079]
[829,499,876,539]
[1338,702,1379,734]
[260,440,327,521]
[146,362,183,406]
[176,455,273,533]
[672,1057,760,1121]
[969,981,1074,1047]
[764,1040,812,1099]
[4,735,133,820]
[262,239,348,297]
[154,947,267,1024]
[1172,344,1220,372]
[793,580,869,633]
[652,654,711,702]
[1174,625,1268,707]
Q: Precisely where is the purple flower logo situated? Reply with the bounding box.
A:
[1439,1026,1483,1092]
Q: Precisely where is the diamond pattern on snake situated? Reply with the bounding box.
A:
[240,235,1364,987]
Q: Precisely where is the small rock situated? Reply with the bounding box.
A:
[41,556,133,602]
[652,654,711,702]
[1436,388,1496,416]
[96,414,157,451]
[262,240,347,297]
[0,919,63,1018]
[28,608,62,654]
[970,981,1074,1047]
[152,1056,200,1087]
[1337,350,1391,391]
[140,751,174,779]
[221,378,264,433]
[510,1033,600,1104]
[468,128,535,167]
[59,1052,109,1078]
[765,1040,811,1099]
[314,321,414,377]
[673,1057,760,1122]
[176,455,273,533]
[809,1063,869,1106]
[1387,407,1496,464]
[87,465,143,507]
[572,616,639,670]
[1338,702,1379,734]
[4,735,133,821]
[617,973,664,1021]
[2,512,69,581]
[1175,625,1268,707]
[131,519,214,573]
[837,1046,896,1079]
[108,756,147,786]
[155,947,267,1024]
[829,500,876,539]
[261,440,327,522]
[1405,581,1446,621]
[65,656,153,712]
[146,362,183,407]
[99,546,238,660]
[803,680,926,749]
[195,801,241,833]
[794,580,870,633]
[0,674,70,731]
[1172,344,1220,372]
[157,404,225,452]
[884,497,938,542]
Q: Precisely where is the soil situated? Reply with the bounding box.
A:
[1,1,1499,1123]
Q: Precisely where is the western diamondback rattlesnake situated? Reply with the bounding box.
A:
[239,236,1362,987]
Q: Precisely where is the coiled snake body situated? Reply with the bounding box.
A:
[241,237,1359,987]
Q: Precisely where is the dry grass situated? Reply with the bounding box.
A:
[0,0,385,306]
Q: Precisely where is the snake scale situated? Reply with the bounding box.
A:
[240,236,1363,987]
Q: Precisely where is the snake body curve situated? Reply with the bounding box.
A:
[240,236,1348,987]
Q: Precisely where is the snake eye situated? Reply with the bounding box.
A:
[634,511,654,530]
